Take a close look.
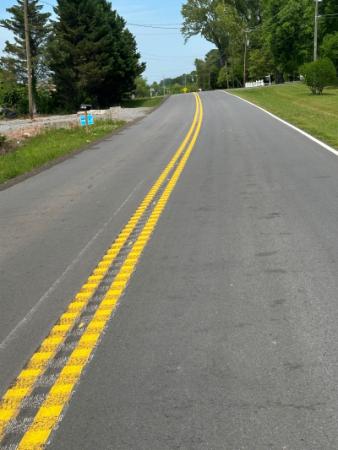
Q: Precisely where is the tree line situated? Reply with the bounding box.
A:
[181,0,338,88]
[0,0,145,113]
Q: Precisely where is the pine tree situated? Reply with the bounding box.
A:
[0,0,51,89]
[48,0,145,110]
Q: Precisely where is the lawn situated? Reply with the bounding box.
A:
[120,96,164,108]
[229,83,338,149]
[0,120,124,185]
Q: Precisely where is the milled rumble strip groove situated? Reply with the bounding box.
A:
[2,211,159,445]
[15,94,203,449]
[0,94,200,444]
[2,168,176,445]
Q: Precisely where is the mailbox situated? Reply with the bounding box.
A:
[80,104,92,111]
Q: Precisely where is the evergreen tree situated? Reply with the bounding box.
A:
[0,0,51,88]
[48,0,145,110]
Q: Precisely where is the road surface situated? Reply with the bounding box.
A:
[1,91,338,449]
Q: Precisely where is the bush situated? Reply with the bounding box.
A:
[300,58,337,94]
[0,82,58,115]
[0,84,28,114]
[0,134,7,147]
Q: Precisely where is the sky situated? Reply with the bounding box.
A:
[0,0,214,83]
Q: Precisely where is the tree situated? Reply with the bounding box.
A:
[248,48,273,79]
[195,49,222,90]
[321,32,338,72]
[48,0,145,110]
[217,66,229,88]
[300,58,336,94]
[182,0,231,66]
[134,77,149,98]
[182,0,261,66]
[262,0,314,80]
[0,0,51,88]
[321,0,338,37]
[247,26,275,80]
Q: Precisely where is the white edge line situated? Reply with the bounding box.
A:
[223,90,338,157]
[0,179,145,352]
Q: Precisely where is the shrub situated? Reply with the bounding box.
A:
[0,83,58,115]
[300,58,337,94]
[0,84,28,114]
[0,134,7,147]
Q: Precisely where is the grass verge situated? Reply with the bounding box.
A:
[229,83,338,149]
[0,120,124,185]
[121,96,164,108]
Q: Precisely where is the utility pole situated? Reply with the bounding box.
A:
[314,0,322,61]
[24,0,34,119]
[243,30,251,87]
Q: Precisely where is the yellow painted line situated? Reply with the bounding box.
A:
[0,94,201,441]
[17,94,204,449]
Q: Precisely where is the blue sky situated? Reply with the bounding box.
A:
[0,0,214,82]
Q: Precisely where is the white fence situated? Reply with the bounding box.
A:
[245,80,265,88]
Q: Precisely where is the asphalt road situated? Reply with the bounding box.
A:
[2,91,338,449]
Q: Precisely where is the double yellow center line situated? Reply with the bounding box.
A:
[0,93,203,449]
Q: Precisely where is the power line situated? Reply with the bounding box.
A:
[132,22,182,26]
[127,23,181,30]
[142,53,200,59]
[135,33,180,36]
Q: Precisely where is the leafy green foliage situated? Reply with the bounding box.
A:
[181,0,338,86]
[321,0,338,37]
[134,77,149,98]
[217,67,229,88]
[262,0,313,79]
[248,48,274,80]
[321,33,338,72]
[195,49,222,90]
[181,0,255,65]
[0,0,51,87]
[0,83,28,114]
[300,58,337,94]
[48,0,145,110]
[0,80,57,115]
[151,74,197,95]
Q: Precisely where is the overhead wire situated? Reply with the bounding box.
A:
[127,23,181,30]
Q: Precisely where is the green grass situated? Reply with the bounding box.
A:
[229,83,338,149]
[120,96,164,108]
[0,120,124,184]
